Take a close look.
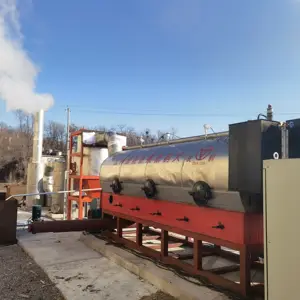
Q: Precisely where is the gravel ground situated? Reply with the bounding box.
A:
[0,244,175,300]
[0,244,64,300]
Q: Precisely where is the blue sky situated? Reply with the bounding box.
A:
[1,0,300,137]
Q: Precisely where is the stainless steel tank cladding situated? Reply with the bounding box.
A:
[124,131,228,150]
[100,135,229,198]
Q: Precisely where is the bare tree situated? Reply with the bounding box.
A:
[14,110,33,135]
[169,127,178,139]
[0,111,178,184]
[92,125,107,132]
[13,110,34,181]
[0,115,31,182]
[115,124,127,133]
[156,127,178,142]
[69,123,80,133]
[44,121,65,152]
[0,122,9,131]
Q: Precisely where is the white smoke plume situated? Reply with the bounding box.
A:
[0,0,54,114]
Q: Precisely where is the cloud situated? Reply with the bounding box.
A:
[0,0,54,114]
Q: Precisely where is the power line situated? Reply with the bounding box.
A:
[67,107,300,117]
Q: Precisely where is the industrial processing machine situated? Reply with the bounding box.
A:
[29,105,300,298]
[98,118,282,296]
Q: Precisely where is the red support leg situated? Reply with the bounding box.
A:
[67,199,71,220]
[117,218,123,238]
[99,209,263,298]
[194,239,203,270]
[240,246,251,297]
[136,223,143,246]
[78,200,83,220]
[161,230,168,257]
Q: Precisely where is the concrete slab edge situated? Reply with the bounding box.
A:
[80,233,228,300]
[17,239,68,300]
[18,239,41,266]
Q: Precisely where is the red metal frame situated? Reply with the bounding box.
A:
[101,191,264,297]
[67,129,101,220]
[101,193,263,245]
[28,186,264,297]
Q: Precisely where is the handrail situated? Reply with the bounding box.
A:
[5,188,102,201]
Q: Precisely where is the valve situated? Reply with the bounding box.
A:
[150,211,162,216]
[212,222,225,230]
[130,206,140,211]
[176,216,189,222]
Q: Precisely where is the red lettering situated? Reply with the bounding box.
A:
[185,155,193,162]
[208,154,216,162]
[155,154,164,163]
[125,156,133,164]
[146,154,156,163]
[163,154,173,162]
[195,147,214,160]
[172,152,184,162]
[131,156,138,164]
[138,156,145,163]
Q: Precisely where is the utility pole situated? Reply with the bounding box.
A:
[63,106,71,220]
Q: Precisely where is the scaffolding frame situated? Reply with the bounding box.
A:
[67,129,101,220]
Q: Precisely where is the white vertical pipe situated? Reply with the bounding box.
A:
[32,110,44,200]
[32,110,44,163]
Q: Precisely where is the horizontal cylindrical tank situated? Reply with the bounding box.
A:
[100,135,229,206]
[100,119,284,213]
[101,137,228,189]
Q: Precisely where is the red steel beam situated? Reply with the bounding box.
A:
[28,219,117,234]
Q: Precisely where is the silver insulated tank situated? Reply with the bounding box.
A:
[100,133,234,209]
[100,118,283,213]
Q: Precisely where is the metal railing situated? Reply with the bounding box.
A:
[5,188,102,220]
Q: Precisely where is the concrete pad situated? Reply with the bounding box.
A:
[80,233,231,300]
[18,232,157,300]
[19,232,101,266]
[44,212,64,220]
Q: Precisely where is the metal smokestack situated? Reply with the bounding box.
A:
[267,104,273,121]
[32,110,44,164]
[27,110,44,205]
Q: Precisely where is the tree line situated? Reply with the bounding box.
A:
[0,110,177,183]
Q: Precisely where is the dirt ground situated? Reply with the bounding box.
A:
[140,291,177,300]
[0,244,175,300]
[0,244,64,300]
